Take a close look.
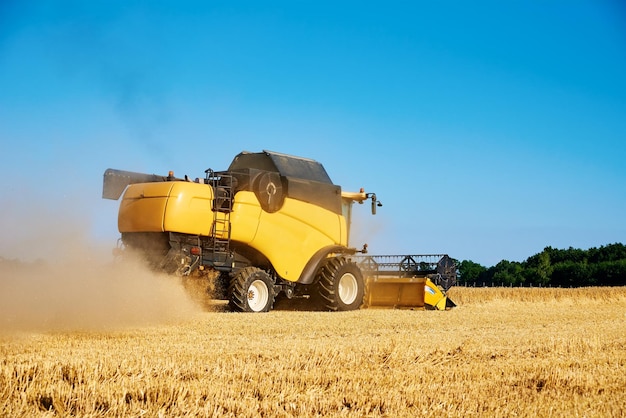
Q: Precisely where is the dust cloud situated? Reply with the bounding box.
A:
[0,200,200,333]
[0,256,200,333]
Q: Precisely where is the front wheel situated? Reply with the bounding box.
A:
[228,267,275,312]
[316,257,365,311]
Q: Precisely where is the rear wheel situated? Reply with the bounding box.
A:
[316,257,365,311]
[228,267,275,312]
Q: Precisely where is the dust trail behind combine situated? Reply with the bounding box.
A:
[0,245,199,333]
[0,190,201,333]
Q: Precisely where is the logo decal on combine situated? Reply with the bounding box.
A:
[425,286,436,295]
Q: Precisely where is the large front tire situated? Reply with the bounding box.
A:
[316,257,365,311]
[228,267,275,312]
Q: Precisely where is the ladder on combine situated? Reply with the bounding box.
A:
[207,169,233,270]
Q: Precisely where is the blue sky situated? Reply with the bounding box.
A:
[1,1,624,266]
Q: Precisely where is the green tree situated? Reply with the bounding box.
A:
[492,260,524,286]
[590,243,626,263]
[592,260,626,286]
[524,249,552,287]
[458,260,487,285]
[551,261,591,287]
[452,242,626,288]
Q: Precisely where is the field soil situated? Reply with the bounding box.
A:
[2,286,625,417]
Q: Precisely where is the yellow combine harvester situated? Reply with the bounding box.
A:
[103,150,455,312]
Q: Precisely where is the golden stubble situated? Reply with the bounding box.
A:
[1,287,625,417]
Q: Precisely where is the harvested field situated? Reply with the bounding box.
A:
[2,286,625,417]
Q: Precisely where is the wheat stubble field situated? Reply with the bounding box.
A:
[1,286,625,417]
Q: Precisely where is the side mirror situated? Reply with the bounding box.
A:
[368,193,382,215]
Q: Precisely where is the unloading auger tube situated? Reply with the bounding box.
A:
[354,254,457,310]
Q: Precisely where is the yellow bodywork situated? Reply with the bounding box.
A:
[364,277,450,310]
[119,182,214,235]
[249,194,345,281]
[424,278,451,310]
[364,277,426,308]
[119,182,346,283]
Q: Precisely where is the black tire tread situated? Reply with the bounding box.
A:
[316,257,364,311]
[228,266,275,312]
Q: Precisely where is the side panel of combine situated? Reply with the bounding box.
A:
[118,183,175,232]
[119,182,214,235]
[163,183,214,236]
[228,191,263,243]
[249,197,345,282]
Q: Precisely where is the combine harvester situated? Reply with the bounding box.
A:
[103,150,456,312]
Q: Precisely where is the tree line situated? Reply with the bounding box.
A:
[457,243,626,287]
